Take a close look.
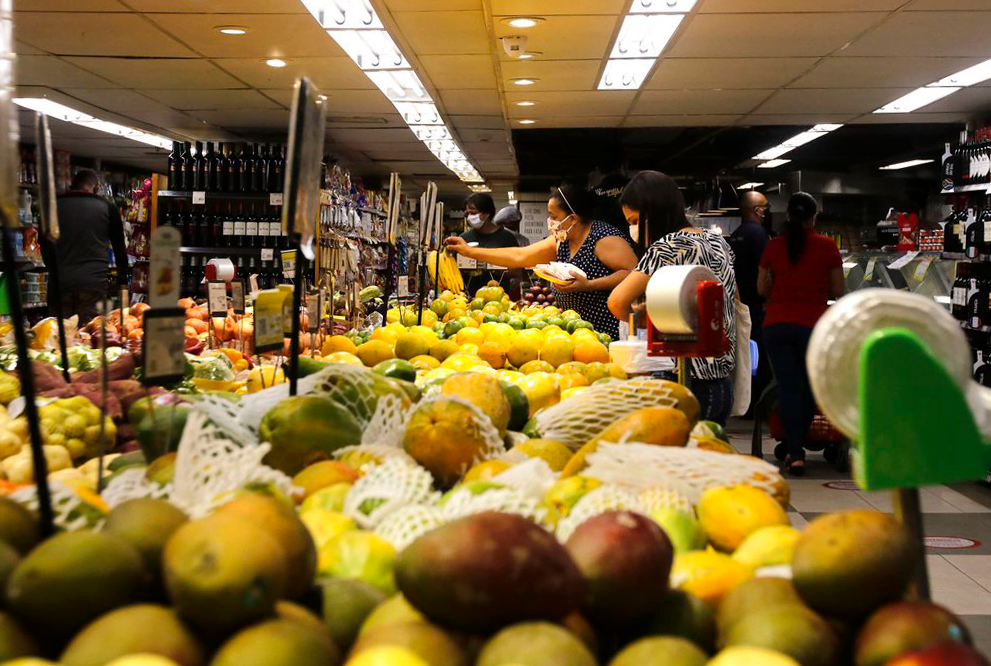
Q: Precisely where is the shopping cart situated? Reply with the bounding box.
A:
[750,380,850,471]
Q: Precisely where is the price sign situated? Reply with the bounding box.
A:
[279,285,295,335]
[254,289,288,353]
[141,308,187,386]
[842,262,857,278]
[865,257,877,280]
[914,257,934,282]
[192,191,206,205]
[281,250,297,279]
[270,192,284,206]
[261,248,274,262]
[207,281,227,317]
[888,251,919,271]
[307,291,320,333]
[148,227,182,309]
[231,281,245,315]
[397,275,409,297]
[457,254,477,269]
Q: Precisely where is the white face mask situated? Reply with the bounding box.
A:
[467,213,485,230]
[629,224,639,243]
[547,214,574,243]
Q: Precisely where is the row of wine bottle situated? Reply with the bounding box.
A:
[942,205,991,256]
[162,201,290,250]
[181,254,284,297]
[167,141,285,193]
[941,128,991,190]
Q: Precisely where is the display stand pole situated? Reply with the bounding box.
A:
[893,488,930,600]
[382,243,396,321]
[1,225,54,535]
[33,113,70,383]
[416,252,428,326]
[96,298,110,493]
[288,248,306,397]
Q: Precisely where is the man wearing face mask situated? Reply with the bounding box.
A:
[459,193,520,296]
[729,190,772,416]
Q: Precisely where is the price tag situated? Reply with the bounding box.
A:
[207,281,227,317]
[865,257,877,280]
[397,276,409,297]
[914,257,934,282]
[457,254,477,269]
[887,251,918,271]
[281,250,297,279]
[270,192,284,206]
[231,281,245,315]
[192,191,206,205]
[307,291,320,333]
[148,226,182,309]
[254,289,288,353]
[279,285,294,335]
[842,262,857,278]
[261,248,274,261]
[141,308,187,386]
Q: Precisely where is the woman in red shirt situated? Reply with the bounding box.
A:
[757,192,844,475]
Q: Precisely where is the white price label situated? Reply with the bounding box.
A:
[261,248,275,261]
[207,282,227,316]
[397,276,409,297]
[914,257,933,282]
[307,292,320,333]
[222,220,234,237]
[231,282,245,314]
[142,311,187,384]
[270,192,284,206]
[148,227,182,309]
[457,253,477,269]
[192,191,206,205]
[887,251,919,271]
[865,257,877,280]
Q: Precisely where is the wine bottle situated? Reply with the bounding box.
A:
[245,202,258,249]
[180,142,193,192]
[239,144,250,193]
[230,143,243,193]
[222,201,234,248]
[203,142,216,192]
[213,143,228,193]
[191,142,205,191]
[233,201,246,248]
[250,144,264,193]
[168,142,181,191]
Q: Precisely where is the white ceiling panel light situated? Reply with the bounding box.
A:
[14,98,172,150]
[299,0,482,183]
[598,0,693,91]
[757,159,792,169]
[751,124,843,164]
[266,58,288,68]
[880,159,934,171]
[873,57,991,114]
[931,58,991,88]
[504,17,544,29]
[468,184,492,193]
[738,182,764,190]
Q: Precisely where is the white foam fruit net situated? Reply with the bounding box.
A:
[582,441,783,506]
[531,379,679,450]
[492,457,558,500]
[555,484,643,542]
[333,444,417,474]
[374,504,447,551]
[11,480,99,532]
[343,458,439,529]
[101,411,297,518]
[441,484,546,525]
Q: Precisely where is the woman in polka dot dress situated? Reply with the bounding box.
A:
[445,184,638,341]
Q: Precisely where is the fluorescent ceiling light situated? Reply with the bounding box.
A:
[518,53,540,60]
[738,182,763,189]
[630,0,697,12]
[879,158,935,171]
[393,101,442,125]
[874,86,960,114]
[300,0,382,29]
[598,58,655,90]
[217,26,248,35]
[14,98,172,150]
[468,184,492,192]
[757,159,791,169]
[366,69,429,102]
[512,78,537,86]
[506,17,543,28]
[518,119,536,125]
[753,145,792,161]
[329,29,408,70]
[931,58,991,88]
[410,125,451,141]
[266,58,287,68]
[610,14,683,59]
[516,101,536,107]
[508,190,515,199]
[752,124,842,161]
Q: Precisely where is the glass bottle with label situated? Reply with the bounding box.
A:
[966,207,984,258]
[191,142,205,191]
[952,269,969,321]
[180,142,194,192]
[975,349,989,385]
[245,202,259,249]
[169,142,181,191]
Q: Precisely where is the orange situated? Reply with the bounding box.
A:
[323,351,364,367]
[604,362,628,379]
[410,355,441,372]
[356,340,395,367]
[463,460,510,483]
[478,341,508,369]
[518,372,561,417]
[458,343,479,356]
[573,340,610,364]
[322,335,357,356]
[520,359,555,375]
[507,337,541,368]
[539,336,575,368]
[456,327,485,347]
[557,373,588,391]
[370,327,400,347]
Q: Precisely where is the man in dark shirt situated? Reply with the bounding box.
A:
[460,193,519,296]
[45,169,128,323]
[729,190,771,415]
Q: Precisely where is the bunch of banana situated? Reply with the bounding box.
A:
[427,250,464,294]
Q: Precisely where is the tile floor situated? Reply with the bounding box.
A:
[726,418,991,656]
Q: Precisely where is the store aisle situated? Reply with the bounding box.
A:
[730,420,991,656]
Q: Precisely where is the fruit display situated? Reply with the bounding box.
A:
[425,250,464,294]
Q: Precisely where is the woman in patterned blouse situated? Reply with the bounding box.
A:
[608,171,738,426]
[445,185,638,341]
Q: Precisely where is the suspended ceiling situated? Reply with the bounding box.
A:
[12,0,991,196]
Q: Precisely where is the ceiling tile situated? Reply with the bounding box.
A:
[382,160,452,173]
[700,0,904,11]
[505,90,636,117]
[262,88,396,115]
[632,89,773,115]
[14,0,127,10]
[514,116,623,128]
[754,88,914,114]
[850,112,971,124]
[667,13,880,58]
[791,56,986,89]
[141,89,281,110]
[493,16,615,60]
[191,108,291,129]
[739,113,856,126]
[213,57,374,90]
[917,87,991,114]
[451,115,508,130]
[492,0,625,13]
[14,40,46,55]
[384,0,483,9]
[125,0,306,12]
[905,1,991,10]
[61,88,180,114]
[501,60,601,91]
[456,128,511,143]
[440,89,503,115]
[15,55,116,88]
[146,13,338,58]
[360,145,436,160]
[64,57,243,89]
[327,128,421,144]
[623,114,742,127]
[648,57,818,90]
[325,115,408,129]
[14,12,195,56]
[840,11,991,57]
[392,11,489,56]
[419,54,497,90]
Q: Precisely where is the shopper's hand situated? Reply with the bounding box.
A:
[555,273,589,293]
[445,236,468,255]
